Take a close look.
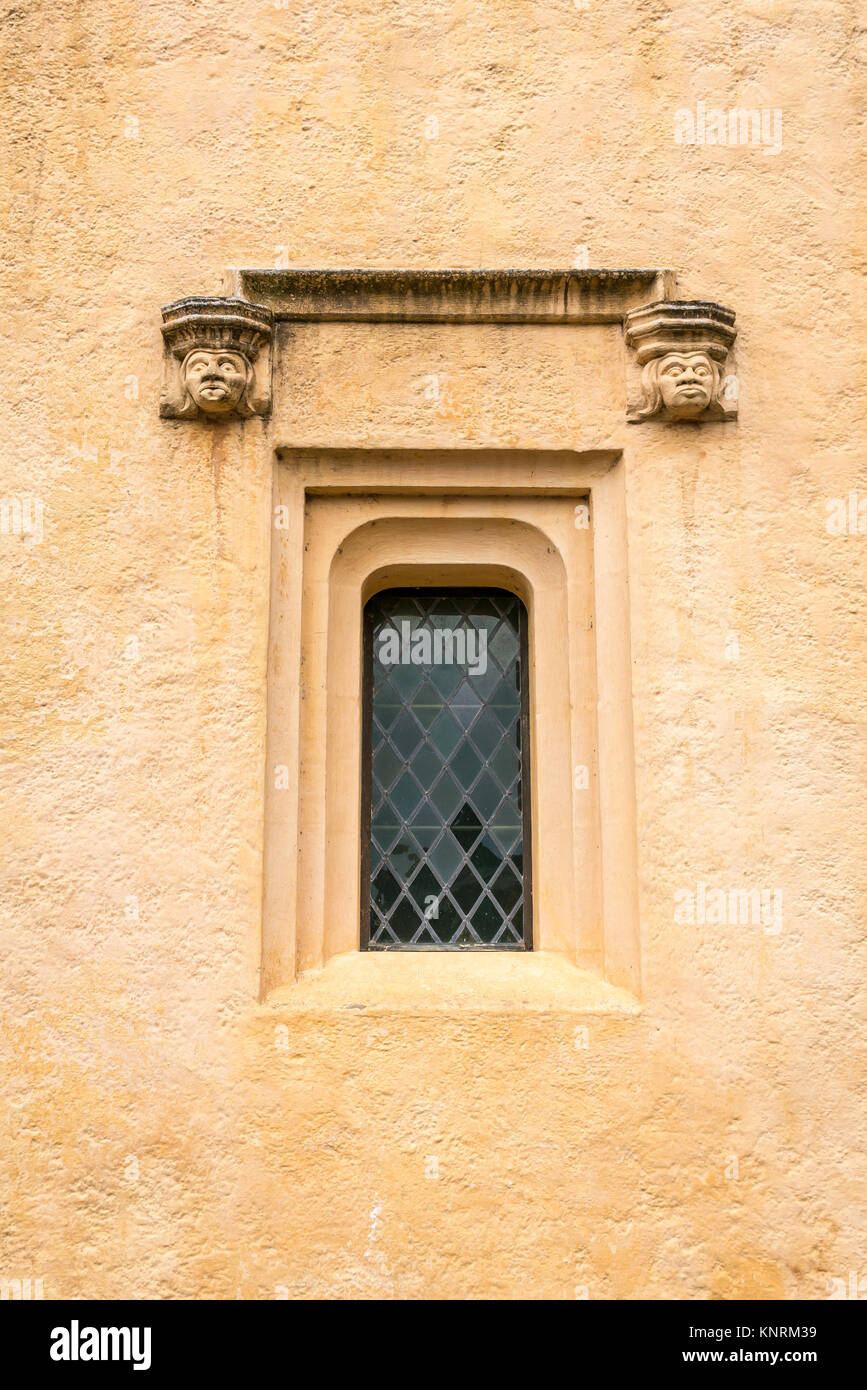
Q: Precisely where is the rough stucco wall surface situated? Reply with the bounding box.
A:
[1,0,865,1299]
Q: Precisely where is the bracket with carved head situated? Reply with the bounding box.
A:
[160,297,273,420]
[624,300,737,423]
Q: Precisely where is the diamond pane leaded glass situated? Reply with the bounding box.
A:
[361,588,531,949]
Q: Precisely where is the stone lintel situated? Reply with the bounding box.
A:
[226,267,676,324]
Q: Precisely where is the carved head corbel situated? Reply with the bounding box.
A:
[624,300,737,423]
[160,297,273,420]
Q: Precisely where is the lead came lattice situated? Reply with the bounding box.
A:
[362,589,530,949]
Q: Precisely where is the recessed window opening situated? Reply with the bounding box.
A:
[360,587,532,950]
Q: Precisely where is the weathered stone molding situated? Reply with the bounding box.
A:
[624,299,737,423]
[225,266,675,324]
[160,297,273,420]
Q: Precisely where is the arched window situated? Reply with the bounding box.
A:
[361,588,531,949]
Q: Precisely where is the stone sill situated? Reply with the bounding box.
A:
[261,951,641,1017]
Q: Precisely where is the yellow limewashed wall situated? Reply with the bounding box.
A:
[2,0,865,1299]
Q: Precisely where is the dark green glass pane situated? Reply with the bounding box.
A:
[466,705,503,759]
[429,770,462,820]
[490,664,519,698]
[410,679,442,728]
[365,588,528,949]
[390,770,424,820]
[390,710,424,759]
[490,737,520,789]
[371,802,401,853]
[428,831,463,883]
[490,794,521,853]
[411,741,441,790]
[375,699,402,730]
[450,921,481,947]
[369,908,392,944]
[389,895,420,939]
[466,598,499,619]
[384,599,418,618]
[451,740,482,790]
[386,660,422,701]
[390,836,421,880]
[470,835,502,884]
[429,709,462,757]
[491,687,520,726]
[488,622,519,671]
[408,802,442,852]
[372,741,402,790]
[372,865,401,913]
[470,771,502,822]
[489,862,522,914]
[451,680,481,730]
[430,597,462,620]
[407,863,441,910]
[468,663,502,701]
[498,922,523,945]
[470,894,503,943]
[431,895,462,938]
[451,803,482,850]
[429,660,462,699]
[451,863,485,913]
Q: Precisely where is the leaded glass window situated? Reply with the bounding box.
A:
[360,588,531,949]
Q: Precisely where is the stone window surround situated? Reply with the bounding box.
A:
[262,449,640,1013]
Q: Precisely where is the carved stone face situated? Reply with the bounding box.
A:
[656,352,715,417]
[182,349,250,415]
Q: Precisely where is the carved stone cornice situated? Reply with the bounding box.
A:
[158,273,737,426]
[226,267,675,324]
[160,297,273,420]
[624,299,737,423]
